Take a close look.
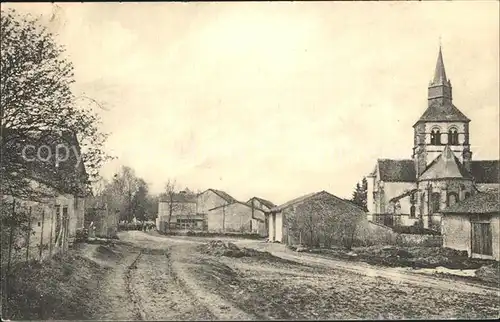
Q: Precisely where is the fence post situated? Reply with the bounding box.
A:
[49,208,54,256]
[39,210,45,260]
[7,200,16,275]
[65,213,70,251]
[26,206,32,262]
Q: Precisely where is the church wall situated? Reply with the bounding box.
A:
[381,182,416,214]
[417,179,475,230]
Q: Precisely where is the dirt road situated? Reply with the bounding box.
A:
[84,231,498,320]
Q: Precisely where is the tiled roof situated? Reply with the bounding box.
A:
[270,190,367,214]
[419,146,473,181]
[209,189,238,203]
[414,101,470,124]
[471,160,500,184]
[441,189,499,214]
[377,159,416,182]
[247,196,276,209]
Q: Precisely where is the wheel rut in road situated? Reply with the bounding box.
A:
[127,247,215,321]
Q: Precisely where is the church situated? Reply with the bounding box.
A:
[366,47,499,232]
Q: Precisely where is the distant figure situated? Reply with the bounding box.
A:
[89,221,96,238]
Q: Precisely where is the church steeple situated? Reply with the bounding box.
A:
[432,46,448,85]
[428,46,452,105]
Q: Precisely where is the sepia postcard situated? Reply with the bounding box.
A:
[1,1,499,321]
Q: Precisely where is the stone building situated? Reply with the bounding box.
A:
[441,189,499,260]
[367,47,499,231]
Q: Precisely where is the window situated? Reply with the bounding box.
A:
[447,192,459,207]
[430,129,441,145]
[410,205,416,218]
[464,192,471,200]
[431,192,441,213]
[448,128,459,145]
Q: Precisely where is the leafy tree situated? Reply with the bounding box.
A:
[131,179,149,223]
[1,9,111,200]
[351,177,368,212]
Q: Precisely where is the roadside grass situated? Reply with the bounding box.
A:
[287,244,500,288]
[302,245,495,267]
[1,250,107,320]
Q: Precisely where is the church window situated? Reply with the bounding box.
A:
[410,192,416,204]
[430,129,441,145]
[447,192,459,207]
[410,205,416,218]
[431,192,441,213]
[448,127,459,145]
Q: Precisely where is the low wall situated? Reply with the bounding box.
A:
[354,221,399,246]
[396,233,443,247]
[358,221,443,247]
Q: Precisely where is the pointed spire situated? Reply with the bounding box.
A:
[432,45,448,84]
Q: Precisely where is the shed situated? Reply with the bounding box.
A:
[441,190,500,260]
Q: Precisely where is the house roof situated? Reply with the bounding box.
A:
[419,146,473,181]
[247,196,276,209]
[270,190,367,214]
[441,189,499,214]
[200,188,238,204]
[2,129,89,197]
[470,160,500,184]
[377,159,416,182]
[414,101,470,125]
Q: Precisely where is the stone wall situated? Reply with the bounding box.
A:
[396,233,443,247]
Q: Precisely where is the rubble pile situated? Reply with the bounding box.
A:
[198,240,274,258]
[475,263,500,284]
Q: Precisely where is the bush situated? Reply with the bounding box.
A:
[74,228,88,243]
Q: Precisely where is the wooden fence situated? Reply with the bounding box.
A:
[1,199,73,274]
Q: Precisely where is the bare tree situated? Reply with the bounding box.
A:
[163,179,177,232]
[287,198,364,250]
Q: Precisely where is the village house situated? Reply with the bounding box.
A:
[2,130,88,260]
[158,188,266,234]
[367,47,500,231]
[156,190,199,231]
[247,196,276,234]
[208,201,266,235]
[440,189,499,260]
[196,188,238,215]
[266,191,369,245]
[246,196,276,212]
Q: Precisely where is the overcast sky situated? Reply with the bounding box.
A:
[4,2,499,204]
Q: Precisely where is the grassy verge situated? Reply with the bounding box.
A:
[2,248,108,320]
